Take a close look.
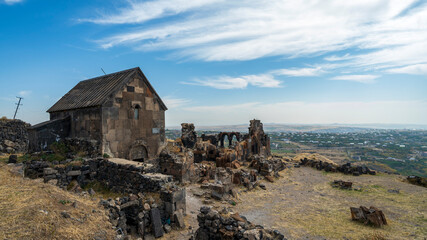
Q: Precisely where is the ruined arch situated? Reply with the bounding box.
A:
[129,144,148,162]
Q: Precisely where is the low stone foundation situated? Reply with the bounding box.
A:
[195,206,285,240]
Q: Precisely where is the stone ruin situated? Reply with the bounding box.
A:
[23,157,186,239]
[195,206,285,240]
[300,158,376,176]
[0,118,30,154]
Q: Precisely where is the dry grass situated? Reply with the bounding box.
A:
[234,166,427,240]
[0,163,116,240]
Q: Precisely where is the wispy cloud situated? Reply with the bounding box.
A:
[330,75,379,84]
[83,0,427,78]
[18,90,32,97]
[183,74,282,89]
[3,0,23,5]
[272,67,324,77]
[163,96,191,108]
[387,63,427,75]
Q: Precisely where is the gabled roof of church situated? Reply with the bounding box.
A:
[47,67,167,113]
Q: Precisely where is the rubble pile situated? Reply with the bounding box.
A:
[350,206,387,227]
[194,206,285,240]
[0,119,30,153]
[331,180,353,190]
[99,189,186,238]
[300,158,376,176]
[407,175,427,188]
[249,155,286,176]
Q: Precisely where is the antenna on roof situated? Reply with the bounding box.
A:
[101,68,107,75]
[13,96,23,119]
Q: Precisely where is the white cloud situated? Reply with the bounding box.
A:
[330,75,379,84]
[163,96,191,108]
[18,90,31,96]
[183,74,282,89]
[85,0,427,77]
[272,67,324,77]
[166,100,427,126]
[3,0,23,4]
[386,63,427,75]
[81,0,223,24]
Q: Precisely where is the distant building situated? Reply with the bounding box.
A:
[29,67,167,161]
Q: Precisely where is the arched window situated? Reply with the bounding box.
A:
[134,105,140,120]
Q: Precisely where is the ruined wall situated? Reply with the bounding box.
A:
[28,117,70,152]
[0,119,30,153]
[49,107,103,142]
[102,75,166,160]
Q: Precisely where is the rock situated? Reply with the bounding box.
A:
[61,211,70,218]
[243,229,261,240]
[88,188,96,196]
[8,154,17,163]
[211,191,223,200]
[67,170,81,176]
[138,221,144,237]
[150,208,164,238]
[144,235,155,240]
[387,189,400,194]
[174,210,186,229]
[121,200,139,209]
[264,175,274,183]
[350,206,387,227]
[4,140,15,148]
[259,184,266,190]
[164,224,172,233]
[43,168,58,175]
[143,203,151,211]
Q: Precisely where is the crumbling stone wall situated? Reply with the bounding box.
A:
[195,206,285,240]
[0,119,30,153]
[25,158,173,194]
[181,123,197,149]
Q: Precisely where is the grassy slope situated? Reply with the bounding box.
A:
[234,162,427,240]
[0,163,116,240]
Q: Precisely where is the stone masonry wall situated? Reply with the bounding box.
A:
[0,119,30,153]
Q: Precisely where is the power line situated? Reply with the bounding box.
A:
[13,96,23,119]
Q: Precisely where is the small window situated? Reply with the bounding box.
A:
[127,86,135,92]
[134,108,139,119]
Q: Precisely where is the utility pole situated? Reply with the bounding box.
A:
[101,68,107,75]
[13,96,23,119]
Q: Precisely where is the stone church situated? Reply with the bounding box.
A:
[29,67,167,161]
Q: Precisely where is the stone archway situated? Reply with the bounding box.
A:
[130,144,148,162]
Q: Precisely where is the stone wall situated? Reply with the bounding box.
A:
[24,158,173,194]
[28,117,71,152]
[195,206,285,240]
[102,75,166,160]
[0,119,30,153]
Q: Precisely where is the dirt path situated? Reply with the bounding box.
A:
[233,167,427,240]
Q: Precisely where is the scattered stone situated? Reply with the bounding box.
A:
[61,211,71,218]
[331,180,353,190]
[164,224,172,233]
[259,183,266,190]
[387,189,400,194]
[350,206,387,227]
[264,175,274,183]
[174,210,186,229]
[88,188,96,196]
[150,208,164,238]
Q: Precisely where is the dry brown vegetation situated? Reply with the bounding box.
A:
[0,163,116,240]
[233,166,427,240]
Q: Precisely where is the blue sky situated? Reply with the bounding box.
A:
[0,0,426,126]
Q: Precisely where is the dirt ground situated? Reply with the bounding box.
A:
[232,167,427,240]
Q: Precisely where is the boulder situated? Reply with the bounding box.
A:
[150,208,164,238]
[173,210,186,229]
